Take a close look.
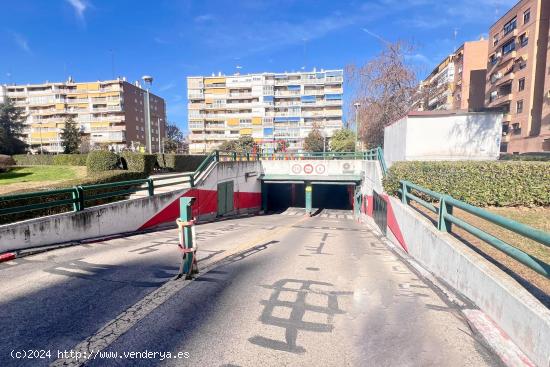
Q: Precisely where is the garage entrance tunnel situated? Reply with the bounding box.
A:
[262,182,355,213]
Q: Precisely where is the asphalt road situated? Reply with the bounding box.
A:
[0,209,502,367]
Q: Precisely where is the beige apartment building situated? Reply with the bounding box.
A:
[0,78,166,153]
[187,69,343,154]
[415,40,488,111]
[486,0,550,153]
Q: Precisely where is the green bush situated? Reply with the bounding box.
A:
[121,152,157,175]
[0,155,15,172]
[86,151,119,173]
[383,161,550,207]
[156,154,207,172]
[13,154,55,166]
[500,153,550,162]
[0,171,147,225]
[52,154,88,166]
[13,154,88,166]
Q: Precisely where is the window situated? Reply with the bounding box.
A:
[503,17,517,36]
[518,78,525,91]
[493,35,499,46]
[512,123,521,134]
[524,9,530,24]
[516,100,524,113]
[519,33,528,47]
[489,54,498,65]
[502,123,509,134]
[519,59,527,70]
[502,38,516,55]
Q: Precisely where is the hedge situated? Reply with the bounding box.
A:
[500,153,550,162]
[0,171,147,225]
[122,152,157,175]
[156,154,207,172]
[13,154,55,166]
[13,154,88,166]
[383,161,550,207]
[86,151,119,173]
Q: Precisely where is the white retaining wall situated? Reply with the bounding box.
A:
[387,197,550,367]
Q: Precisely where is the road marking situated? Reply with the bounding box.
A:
[50,215,308,367]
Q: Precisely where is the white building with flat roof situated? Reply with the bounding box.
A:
[187,69,343,154]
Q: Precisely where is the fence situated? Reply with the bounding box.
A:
[398,180,550,279]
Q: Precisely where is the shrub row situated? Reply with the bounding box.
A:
[86,151,119,173]
[500,153,550,162]
[0,171,147,225]
[156,154,207,172]
[13,154,88,166]
[382,161,550,207]
[122,152,157,176]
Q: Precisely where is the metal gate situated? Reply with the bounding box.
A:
[373,190,387,235]
[217,180,234,216]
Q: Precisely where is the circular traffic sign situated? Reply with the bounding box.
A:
[303,164,314,174]
[292,164,302,174]
[315,164,326,174]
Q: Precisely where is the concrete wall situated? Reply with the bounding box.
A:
[386,197,550,367]
[0,161,263,253]
[0,189,187,253]
[261,159,364,177]
[384,112,502,167]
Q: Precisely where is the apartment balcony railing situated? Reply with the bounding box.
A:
[227,93,253,98]
[188,94,204,99]
[91,106,122,112]
[274,91,301,97]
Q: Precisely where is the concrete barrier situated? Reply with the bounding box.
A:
[0,161,263,254]
[385,197,550,367]
[0,189,187,253]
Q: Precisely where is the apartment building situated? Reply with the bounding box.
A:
[0,78,166,153]
[486,0,550,153]
[187,69,343,154]
[415,40,488,111]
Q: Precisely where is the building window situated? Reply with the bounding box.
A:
[518,78,525,91]
[503,17,517,36]
[512,123,521,134]
[489,54,498,65]
[502,39,516,55]
[524,9,530,24]
[493,35,499,46]
[516,100,524,113]
[519,59,527,70]
[519,33,528,47]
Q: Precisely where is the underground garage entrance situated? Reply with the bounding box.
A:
[262,181,356,213]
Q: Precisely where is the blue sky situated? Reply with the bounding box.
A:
[1,0,517,133]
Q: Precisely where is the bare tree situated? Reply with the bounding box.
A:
[346,41,418,148]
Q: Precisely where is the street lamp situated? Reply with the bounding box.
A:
[353,102,361,152]
[142,75,153,153]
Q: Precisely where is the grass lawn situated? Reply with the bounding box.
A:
[0,166,87,194]
[410,202,550,300]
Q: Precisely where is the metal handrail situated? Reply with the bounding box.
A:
[399,180,550,279]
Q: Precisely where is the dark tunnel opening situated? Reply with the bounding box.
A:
[264,183,353,212]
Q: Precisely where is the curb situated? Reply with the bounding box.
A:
[0,252,16,263]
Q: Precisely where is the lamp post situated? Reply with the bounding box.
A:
[142,75,153,153]
[353,102,361,152]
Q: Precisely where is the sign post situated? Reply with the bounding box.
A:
[176,197,198,279]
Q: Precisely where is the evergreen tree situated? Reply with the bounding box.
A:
[304,124,325,152]
[60,116,82,153]
[0,100,27,155]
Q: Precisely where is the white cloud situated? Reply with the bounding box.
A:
[194,14,215,23]
[159,82,175,92]
[66,0,88,20]
[12,32,31,54]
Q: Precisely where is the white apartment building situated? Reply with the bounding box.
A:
[187,69,343,154]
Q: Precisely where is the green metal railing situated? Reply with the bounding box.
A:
[1,148,388,222]
[398,180,550,279]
